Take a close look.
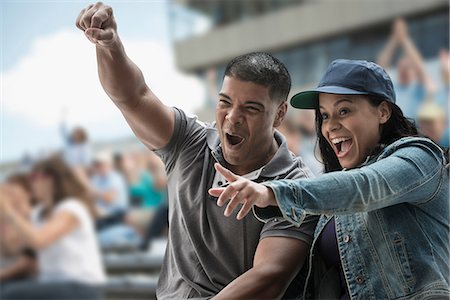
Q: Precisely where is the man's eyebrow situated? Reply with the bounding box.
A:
[219,93,231,100]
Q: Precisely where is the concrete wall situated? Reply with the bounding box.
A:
[174,0,448,72]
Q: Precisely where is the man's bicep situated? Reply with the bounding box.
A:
[120,90,175,151]
[253,236,310,277]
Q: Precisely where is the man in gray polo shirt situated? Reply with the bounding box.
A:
[77,3,318,299]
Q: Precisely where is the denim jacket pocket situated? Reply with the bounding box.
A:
[393,233,416,290]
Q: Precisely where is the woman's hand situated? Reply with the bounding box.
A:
[208,163,278,220]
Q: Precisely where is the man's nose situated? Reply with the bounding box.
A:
[226,107,243,125]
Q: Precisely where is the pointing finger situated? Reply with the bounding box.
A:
[214,163,239,182]
[208,187,225,198]
[217,180,247,207]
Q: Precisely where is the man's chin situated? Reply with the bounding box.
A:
[222,152,243,167]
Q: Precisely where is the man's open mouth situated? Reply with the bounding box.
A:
[331,137,353,157]
[226,133,245,148]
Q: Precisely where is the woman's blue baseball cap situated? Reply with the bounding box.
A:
[290,59,396,109]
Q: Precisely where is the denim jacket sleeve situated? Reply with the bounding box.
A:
[263,138,446,226]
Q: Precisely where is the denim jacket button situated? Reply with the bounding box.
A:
[343,235,351,243]
[356,276,365,284]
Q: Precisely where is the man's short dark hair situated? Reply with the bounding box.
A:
[224,52,291,103]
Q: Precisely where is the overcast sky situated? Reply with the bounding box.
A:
[1,1,206,162]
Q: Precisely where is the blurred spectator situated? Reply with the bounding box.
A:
[377,18,437,119]
[116,151,166,209]
[297,109,323,176]
[278,109,301,155]
[418,102,448,147]
[61,125,93,169]
[436,49,450,109]
[90,150,129,231]
[114,150,169,249]
[0,174,37,283]
[138,152,169,250]
[0,157,105,300]
[278,108,323,176]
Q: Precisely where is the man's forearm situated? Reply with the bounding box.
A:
[213,265,291,300]
[96,38,148,106]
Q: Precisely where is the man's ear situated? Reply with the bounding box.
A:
[378,101,392,125]
[274,101,288,128]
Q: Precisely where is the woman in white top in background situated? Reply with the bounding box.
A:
[0,156,106,300]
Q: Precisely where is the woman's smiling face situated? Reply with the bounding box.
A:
[319,93,391,168]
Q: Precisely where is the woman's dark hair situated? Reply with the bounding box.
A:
[315,96,418,173]
[32,156,94,216]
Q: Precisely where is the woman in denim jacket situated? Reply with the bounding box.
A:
[209,59,449,299]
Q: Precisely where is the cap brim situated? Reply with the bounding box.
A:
[290,86,369,109]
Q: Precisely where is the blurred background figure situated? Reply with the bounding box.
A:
[278,109,301,155]
[0,174,37,284]
[278,109,323,176]
[377,18,437,120]
[418,102,448,147]
[91,150,129,231]
[296,109,324,176]
[0,157,105,300]
[61,125,92,169]
[436,49,450,108]
[114,150,168,249]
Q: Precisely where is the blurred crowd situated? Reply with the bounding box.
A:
[0,17,448,300]
[1,123,168,298]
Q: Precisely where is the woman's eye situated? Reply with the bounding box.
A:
[321,113,329,120]
[339,108,350,116]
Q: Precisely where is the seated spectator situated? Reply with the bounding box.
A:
[115,151,166,209]
[0,157,105,300]
[90,151,129,231]
[0,174,37,283]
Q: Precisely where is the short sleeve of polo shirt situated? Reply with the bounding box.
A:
[259,208,318,245]
[154,107,206,173]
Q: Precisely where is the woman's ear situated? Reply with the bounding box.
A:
[274,102,288,128]
[378,101,392,125]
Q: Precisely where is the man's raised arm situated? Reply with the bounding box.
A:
[76,2,174,150]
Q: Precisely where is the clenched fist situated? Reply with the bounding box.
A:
[76,2,118,47]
